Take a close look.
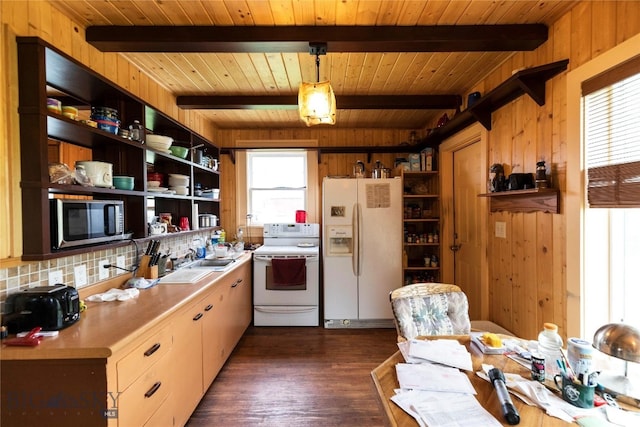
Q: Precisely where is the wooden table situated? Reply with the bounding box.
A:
[371,336,571,426]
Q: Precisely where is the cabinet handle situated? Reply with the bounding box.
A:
[143,343,161,357]
[204,304,213,311]
[231,278,243,288]
[144,382,162,398]
[193,313,203,321]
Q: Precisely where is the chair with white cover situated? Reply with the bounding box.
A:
[389,282,471,341]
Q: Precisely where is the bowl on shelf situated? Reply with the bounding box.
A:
[147,180,161,188]
[169,146,189,159]
[95,119,120,135]
[113,176,135,190]
[91,106,119,121]
[47,98,62,114]
[146,134,173,151]
[168,174,189,187]
[170,185,189,196]
[61,106,78,120]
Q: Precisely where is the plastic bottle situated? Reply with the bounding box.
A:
[537,322,564,377]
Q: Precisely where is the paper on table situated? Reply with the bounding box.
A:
[397,340,426,364]
[407,338,473,371]
[390,390,428,427]
[396,363,477,394]
[392,389,502,427]
[477,365,577,424]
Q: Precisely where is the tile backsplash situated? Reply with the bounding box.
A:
[0,231,217,313]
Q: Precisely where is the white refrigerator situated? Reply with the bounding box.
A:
[322,177,402,328]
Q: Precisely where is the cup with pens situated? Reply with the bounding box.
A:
[554,354,597,408]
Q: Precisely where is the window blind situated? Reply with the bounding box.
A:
[583,59,640,208]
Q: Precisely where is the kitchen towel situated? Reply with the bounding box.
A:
[271,258,306,286]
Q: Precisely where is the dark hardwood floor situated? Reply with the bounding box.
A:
[186,326,399,427]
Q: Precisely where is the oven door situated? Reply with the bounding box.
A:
[253,254,319,305]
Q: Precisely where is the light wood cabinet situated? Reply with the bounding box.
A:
[172,298,206,427]
[0,256,253,427]
[202,285,227,388]
[220,261,253,359]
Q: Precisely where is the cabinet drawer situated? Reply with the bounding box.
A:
[143,394,174,427]
[118,349,172,427]
[118,327,172,391]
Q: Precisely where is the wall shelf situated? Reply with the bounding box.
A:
[17,37,220,260]
[415,59,569,148]
[478,188,559,213]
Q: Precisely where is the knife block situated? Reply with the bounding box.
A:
[136,255,158,279]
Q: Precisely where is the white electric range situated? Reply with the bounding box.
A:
[253,223,320,326]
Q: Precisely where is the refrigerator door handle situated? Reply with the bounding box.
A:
[353,202,360,276]
[351,203,360,276]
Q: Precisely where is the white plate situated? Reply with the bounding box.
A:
[148,187,168,192]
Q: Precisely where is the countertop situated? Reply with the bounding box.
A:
[0,252,253,361]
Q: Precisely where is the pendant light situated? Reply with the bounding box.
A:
[298,43,336,126]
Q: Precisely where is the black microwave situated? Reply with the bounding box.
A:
[50,199,127,249]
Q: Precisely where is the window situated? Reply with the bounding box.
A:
[582,57,640,340]
[246,150,307,224]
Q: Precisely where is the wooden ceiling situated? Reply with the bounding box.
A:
[51,0,578,130]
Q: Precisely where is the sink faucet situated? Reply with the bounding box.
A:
[186,248,196,261]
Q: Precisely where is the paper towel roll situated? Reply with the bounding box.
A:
[192,203,199,230]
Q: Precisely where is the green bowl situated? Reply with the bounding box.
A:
[170,146,189,159]
[113,176,134,190]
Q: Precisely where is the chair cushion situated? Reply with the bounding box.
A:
[390,283,471,340]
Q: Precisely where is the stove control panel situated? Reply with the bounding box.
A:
[263,223,320,238]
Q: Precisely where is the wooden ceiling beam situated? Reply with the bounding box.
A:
[86,25,547,53]
[176,95,462,110]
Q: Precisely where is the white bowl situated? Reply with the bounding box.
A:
[170,185,188,196]
[146,134,173,150]
[168,176,189,187]
[148,180,161,188]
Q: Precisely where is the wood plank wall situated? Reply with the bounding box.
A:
[215,128,416,240]
[2,1,640,340]
[215,2,640,341]
[479,1,640,340]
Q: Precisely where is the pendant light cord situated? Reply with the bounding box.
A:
[315,53,320,83]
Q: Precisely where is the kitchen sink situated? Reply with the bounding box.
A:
[186,259,236,268]
[159,258,237,284]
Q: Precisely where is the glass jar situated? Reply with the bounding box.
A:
[129,120,144,143]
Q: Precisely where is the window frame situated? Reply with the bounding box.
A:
[566,32,640,339]
[246,149,308,224]
[233,140,319,235]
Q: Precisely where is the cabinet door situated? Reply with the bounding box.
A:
[227,261,252,346]
[201,286,226,389]
[172,300,204,427]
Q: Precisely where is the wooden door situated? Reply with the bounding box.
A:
[453,142,485,320]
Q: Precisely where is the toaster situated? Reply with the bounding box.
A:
[2,284,80,334]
